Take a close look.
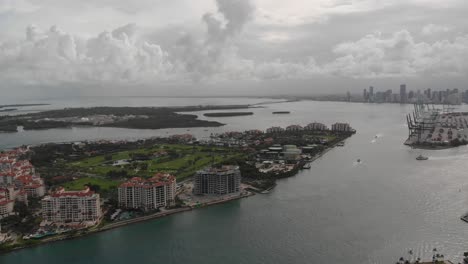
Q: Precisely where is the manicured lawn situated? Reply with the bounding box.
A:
[65,144,244,180]
[62,177,120,192]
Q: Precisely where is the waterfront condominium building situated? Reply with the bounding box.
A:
[304,122,328,131]
[193,166,241,195]
[118,173,176,211]
[285,125,304,132]
[266,126,285,133]
[42,187,102,224]
[331,122,353,132]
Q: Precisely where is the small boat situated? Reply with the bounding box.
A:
[302,163,311,169]
[357,159,361,163]
[337,142,345,147]
[416,155,428,161]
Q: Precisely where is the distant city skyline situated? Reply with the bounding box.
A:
[358,85,465,104]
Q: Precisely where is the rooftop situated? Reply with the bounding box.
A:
[197,165,240,175]
[119,173,176,188]
[50,187,96,198]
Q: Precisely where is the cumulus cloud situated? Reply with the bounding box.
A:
[0,0,257,85]
[421,24,451,35]
[0,23,174,85]
[0,0,38,14]
[1,0,468,88]
[323,30,468,78]
[171,0,255,80]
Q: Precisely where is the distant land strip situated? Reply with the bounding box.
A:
[0,105,252,132]
[203,112,254,117]
[0,104,50,109]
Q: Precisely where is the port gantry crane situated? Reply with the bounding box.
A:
[406,103,437,143]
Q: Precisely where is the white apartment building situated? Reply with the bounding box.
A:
[118,173,176,211]
[331,122,353,132]
[266,126,285,133]
[285,125,304,132]
[42,187,101,224]
[304,122,328,131]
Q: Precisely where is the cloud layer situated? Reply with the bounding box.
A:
[0,0,467,89]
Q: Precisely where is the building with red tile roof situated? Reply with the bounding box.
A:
[15,175,45,197]
[0,198,14,218]
[118,173,176,211]
[42,187,102,224]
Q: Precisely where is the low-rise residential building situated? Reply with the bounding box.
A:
[0,186,29,219]
[245,129,263,135]
[0,173,14,186]
[42,187,101,224]
[0,223,7,243]
[282,145,302,161]
[118,173,176,211]
[16,175,46,197]
[0,189,14,218]
[304,122,328,131]
[193,166,241,195]
[331,122,353,132]
[0,149,46,216]
[0,200,14,218]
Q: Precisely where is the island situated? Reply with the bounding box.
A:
[0,109,17,113]
[0,121,355,254]
[0,104,50,109]
[0,105,253,132]
[203,112,253,117]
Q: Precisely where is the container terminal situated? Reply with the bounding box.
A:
[405,103,468,149]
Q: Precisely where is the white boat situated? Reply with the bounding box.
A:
[416,155,428,161]
[302,163,311,169]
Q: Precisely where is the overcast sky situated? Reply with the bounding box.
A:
[1,0,467,99]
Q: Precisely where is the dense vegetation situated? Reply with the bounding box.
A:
[0,105,252,131]
[30,142,245,197]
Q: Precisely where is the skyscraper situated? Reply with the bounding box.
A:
[369,86,374,102]
[400,84,407,103]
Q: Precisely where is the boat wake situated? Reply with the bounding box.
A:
[353,160,364,166]
[371,133,383,143]
[425,154,468,161]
